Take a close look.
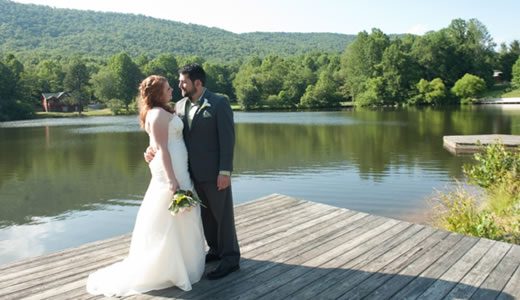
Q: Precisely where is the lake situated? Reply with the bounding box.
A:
[1,105,519,265]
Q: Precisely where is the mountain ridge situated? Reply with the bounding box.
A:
[0,0,357,61]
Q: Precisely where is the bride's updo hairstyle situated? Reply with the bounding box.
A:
[138,75,174,128]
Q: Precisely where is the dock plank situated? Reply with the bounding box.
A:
[0,194,518,300]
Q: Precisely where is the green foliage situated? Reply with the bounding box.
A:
[90,67,119,102]
[451,73,486,103]
[34,59,65,92]
[463,142,520,188]
[342,29,390,101]
[379,41,421,104]
[233,54,338,110]
[300,69,342,108]
[203,62,236,101]
[106,99,126,115]
[498,40,520,81]
[0,55,34,120]
[433,186,502,240]
[512,57,520,89]
[107,52,143,108]
[411,19,495,88]
[63,58,90,111]
[0,0,355,62]
[355,77,386,106]
[433,143,520,244]
[410,78,447,105]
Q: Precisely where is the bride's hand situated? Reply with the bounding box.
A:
[168,181,178,193]
[144,146,156,163]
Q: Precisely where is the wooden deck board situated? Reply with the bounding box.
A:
[0,194,518,300]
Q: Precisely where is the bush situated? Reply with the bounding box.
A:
[451,73,486,103]
[409,78,447,105]
[433,184,502,240]
[463,142,520,188]
[432,142,520,244]
[107,99,125,115]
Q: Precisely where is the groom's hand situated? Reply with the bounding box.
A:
[144,146,157,163]
[217,175,231,191]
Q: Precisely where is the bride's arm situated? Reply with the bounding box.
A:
[148,109,178,192]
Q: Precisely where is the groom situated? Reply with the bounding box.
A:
[148,63,240,280]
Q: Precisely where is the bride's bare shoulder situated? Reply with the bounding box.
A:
[146,107,173,126]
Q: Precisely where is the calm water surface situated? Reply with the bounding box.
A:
[1,105,519,264]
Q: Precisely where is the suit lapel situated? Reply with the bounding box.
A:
[189,90,209,131]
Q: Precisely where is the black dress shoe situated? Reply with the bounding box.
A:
[205,253,221,263]
[206,264,240,280]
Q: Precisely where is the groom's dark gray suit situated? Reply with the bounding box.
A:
[175,89,240,267]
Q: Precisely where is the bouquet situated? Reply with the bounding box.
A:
[168,190,204,216]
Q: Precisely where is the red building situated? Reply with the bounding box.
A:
[41,92,76,112]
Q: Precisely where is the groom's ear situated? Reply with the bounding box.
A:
[194,79,203,89]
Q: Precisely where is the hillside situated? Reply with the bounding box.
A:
[0,0,356,61]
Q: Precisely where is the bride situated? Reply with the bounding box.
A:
[86,75,206,297]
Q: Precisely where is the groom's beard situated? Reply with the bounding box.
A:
[182,87,199,101]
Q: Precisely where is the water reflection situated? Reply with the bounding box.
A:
[0,106,518,264]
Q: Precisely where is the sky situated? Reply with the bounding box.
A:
[12,0,520,46]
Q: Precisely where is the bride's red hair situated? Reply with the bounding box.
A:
[138,75,174,128]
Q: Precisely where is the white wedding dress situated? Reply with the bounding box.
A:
[86,112,206,297]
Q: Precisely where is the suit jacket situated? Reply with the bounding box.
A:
[175,89,235,183]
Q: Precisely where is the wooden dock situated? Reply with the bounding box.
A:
[476,97,520,104]
[0,194,519,299]
[443,134,520,154]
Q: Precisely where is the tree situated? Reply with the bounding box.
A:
[512,57,520,89]
[411,30,463,86]
[300,69,342,108]
[143,54,178,83]
[0,60,32,121]
[410,78,447,105]
[35,59,65,92]
[63,58,90,112]
[144,54,180,99]
[379,41,421,104]
[497,40,520,82]
[90,67,119,102]
[446,19,495,86]
[232,58,262,110]
[355,77,386,106]
[203,62,235,100]
[411,19,495,88]
[451,73,486,103]
[341,29,390,101]
[107,52,143,110]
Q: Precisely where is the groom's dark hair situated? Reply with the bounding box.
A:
[179,63,206,86]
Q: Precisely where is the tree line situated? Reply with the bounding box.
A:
[1,18,520,121]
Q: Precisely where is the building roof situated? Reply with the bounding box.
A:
[42,92,68,100]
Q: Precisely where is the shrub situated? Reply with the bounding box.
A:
[451,73,486,103]
[432,142,520,244]
[107,99,125,115]
[463,142,520,188]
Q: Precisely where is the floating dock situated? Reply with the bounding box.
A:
[443,134,520,154]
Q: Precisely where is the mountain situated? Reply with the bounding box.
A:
[0,0,356,62]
